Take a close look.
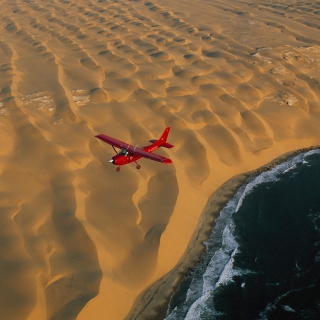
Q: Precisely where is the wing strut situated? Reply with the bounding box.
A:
[112,146,118,154]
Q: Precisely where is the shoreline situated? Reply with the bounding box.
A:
[2,0,320,318]
[126,145,320,320]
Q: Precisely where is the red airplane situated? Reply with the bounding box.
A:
[95,127,174,171]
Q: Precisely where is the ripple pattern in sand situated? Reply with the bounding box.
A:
[1,0,320,319]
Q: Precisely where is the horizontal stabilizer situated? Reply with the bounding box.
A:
[162,142,174,148]
[149,140,174,148]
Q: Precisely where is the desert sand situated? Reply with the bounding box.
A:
[1,0,320,319]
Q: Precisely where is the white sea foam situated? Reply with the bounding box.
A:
[185,291,225,320]
[236,152,306,212]
[221,223,237,254]
[283,305,296,313]
[202,248,230,293]
[185,292,212,320]
[282,163,298,174]
[303,149,320,164]
[213,247,238,288]
[185,274,204,305]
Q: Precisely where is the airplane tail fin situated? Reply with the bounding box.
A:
[149,127,174,148]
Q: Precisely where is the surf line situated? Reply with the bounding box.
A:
[126,144,320,320]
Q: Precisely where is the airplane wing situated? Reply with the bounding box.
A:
[95,134,131,149]
[127,145,172,163]
[95,134,172,164]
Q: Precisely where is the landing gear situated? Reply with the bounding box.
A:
[116,167,120,172]
[135,162,141,170]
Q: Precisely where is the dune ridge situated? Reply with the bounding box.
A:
[1,0,320,319]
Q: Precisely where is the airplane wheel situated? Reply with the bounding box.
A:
[116,167,120,172]
[136,164,141,170]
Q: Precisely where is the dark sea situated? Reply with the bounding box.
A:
[165,149,320,320]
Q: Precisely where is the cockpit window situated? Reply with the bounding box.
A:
[119,148,128,155]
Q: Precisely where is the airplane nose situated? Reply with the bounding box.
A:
[109,158,114,163]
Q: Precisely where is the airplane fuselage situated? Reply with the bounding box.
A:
[111,154,141,166]
[110,144,160,166]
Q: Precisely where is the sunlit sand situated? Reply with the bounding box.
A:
[1,0,320,319]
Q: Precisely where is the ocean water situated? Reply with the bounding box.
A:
[166,149,320,320]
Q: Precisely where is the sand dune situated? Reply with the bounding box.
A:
[1,0,320,319]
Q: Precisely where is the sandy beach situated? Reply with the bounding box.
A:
[1,0,320,319]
